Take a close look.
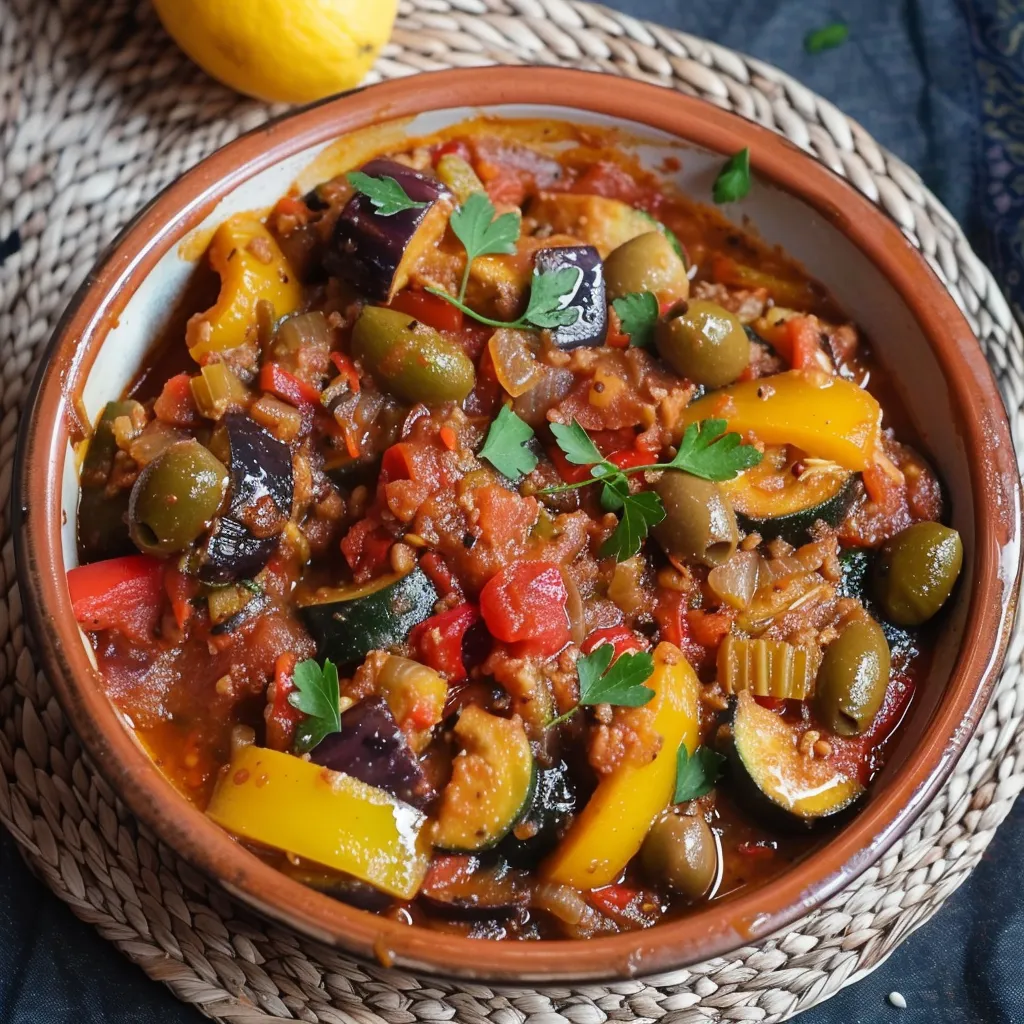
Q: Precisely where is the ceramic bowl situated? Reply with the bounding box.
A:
[14,67,1022,983]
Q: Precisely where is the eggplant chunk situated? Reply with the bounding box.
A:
[533,245,608,349]
[327,158,453,301]
[309,697,435,809]
[197,413,293,582]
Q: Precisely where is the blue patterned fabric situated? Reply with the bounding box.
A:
[2,2,1022,1022]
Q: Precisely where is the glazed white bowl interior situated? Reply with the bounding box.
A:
[64,103,972,784]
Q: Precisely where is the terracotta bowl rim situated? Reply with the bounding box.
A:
[13,66,1023,983]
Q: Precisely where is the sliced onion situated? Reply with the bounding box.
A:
[708,550,760,611]
[560,568,586,647]
[512,366,574,428]
[489,328,544,398]
[532,882,589,925]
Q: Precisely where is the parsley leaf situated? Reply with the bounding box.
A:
[523,266,583,329]
[667,418,763,480]
[548,644,655,728]
[288,658,341,754]
[579,644,656,706]
[424,266,582,331]
[450,192,521,301]
[478,404,538,479]
[674,744,727,803]
[346,171,429,217]
[805,22,848,54]
[712,148,752,204]
[612,291,659,348]
[550,419,604,466]
[599,490,665,560]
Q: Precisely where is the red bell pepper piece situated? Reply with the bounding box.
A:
[547,444,593,485]
[419,551,460,600]
[582,625,647,661]
[588,883,642,915]
[329,350,361,393]
[153,372,198,427]
[432,139,473,166]
[163,565,199,631]
[265,651,304,753]
[340,519,393,583]
[389,290,464,333]
[480,561,570,658]
[409,603,480,682]
[67,555,164,642]
[260,362,322,407]
[606,447,651,471]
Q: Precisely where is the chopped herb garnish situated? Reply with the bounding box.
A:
[450,192,521,301]
[346,170,429,217]
[538,417,761,561]
[478,404,538,479]
[712,148,752,204]
[425,266,582,331]
[674,744,727,803]
[804,22,849,54]
[288,657,341,753]
[612,291,659,348]
[548,644,655,728]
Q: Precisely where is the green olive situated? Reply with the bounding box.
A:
[603,231,690,304]
[641,810,718,899]
[652,471,738,567]
[129,440,229,555]
[874,522,963,626]
[815,618,890,736]
[352,306,475,406]
[656,299,750,387]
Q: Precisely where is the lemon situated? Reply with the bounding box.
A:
[152,0,398,104]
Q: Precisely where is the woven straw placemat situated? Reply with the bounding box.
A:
[2,1,1023,1021]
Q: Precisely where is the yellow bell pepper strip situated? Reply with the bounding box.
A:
[542,642,700,889]
[206,744,431,899]
[678,369,882,472]
[186,215,302,361]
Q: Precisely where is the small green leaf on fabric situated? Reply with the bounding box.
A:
[478,404,538,479]
[804,22,849,54]
[712,148,752,204]
[288,658,341,753]
[674,745,727,803]
[612,291,660,348]
[347,171,430,217]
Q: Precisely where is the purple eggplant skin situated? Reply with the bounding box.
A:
[309,697,435,810]
[533,245,608,349]
[326,159,452,301]
[198,414,293,583]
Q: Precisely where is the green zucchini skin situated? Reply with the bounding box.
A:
[726,691,865,829]
[737,476,855,545]
[498,760,578,866]
[298,567,438,666]
[433,707,537,853]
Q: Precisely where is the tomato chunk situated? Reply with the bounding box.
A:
[67,555,165,642]
[582,625,647,660]
[480,561,570,657]
[409,603,480,682]
[389,290,464,333]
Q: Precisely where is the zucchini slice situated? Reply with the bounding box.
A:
[297,567,438,667]
[722,445,854,544]
[433,706,536,852]
[730,690,864,821]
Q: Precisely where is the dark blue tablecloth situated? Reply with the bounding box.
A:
[3,1,1023,1021]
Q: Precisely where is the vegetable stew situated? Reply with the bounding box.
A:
[69,119,962,941]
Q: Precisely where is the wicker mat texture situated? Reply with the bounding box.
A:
[1,1,1023,1022]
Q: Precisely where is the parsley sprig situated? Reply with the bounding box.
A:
[478,404,538,479]
[612,291,659,348]
[804,22,848,54]
[288,657,341,754]
[346,171,429,217]
[538,418,762,560]
[449,192,521,301]
[674,744,727,803]
[713,148,752,204]
[548,643,655,729]
[426,266,583,331]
